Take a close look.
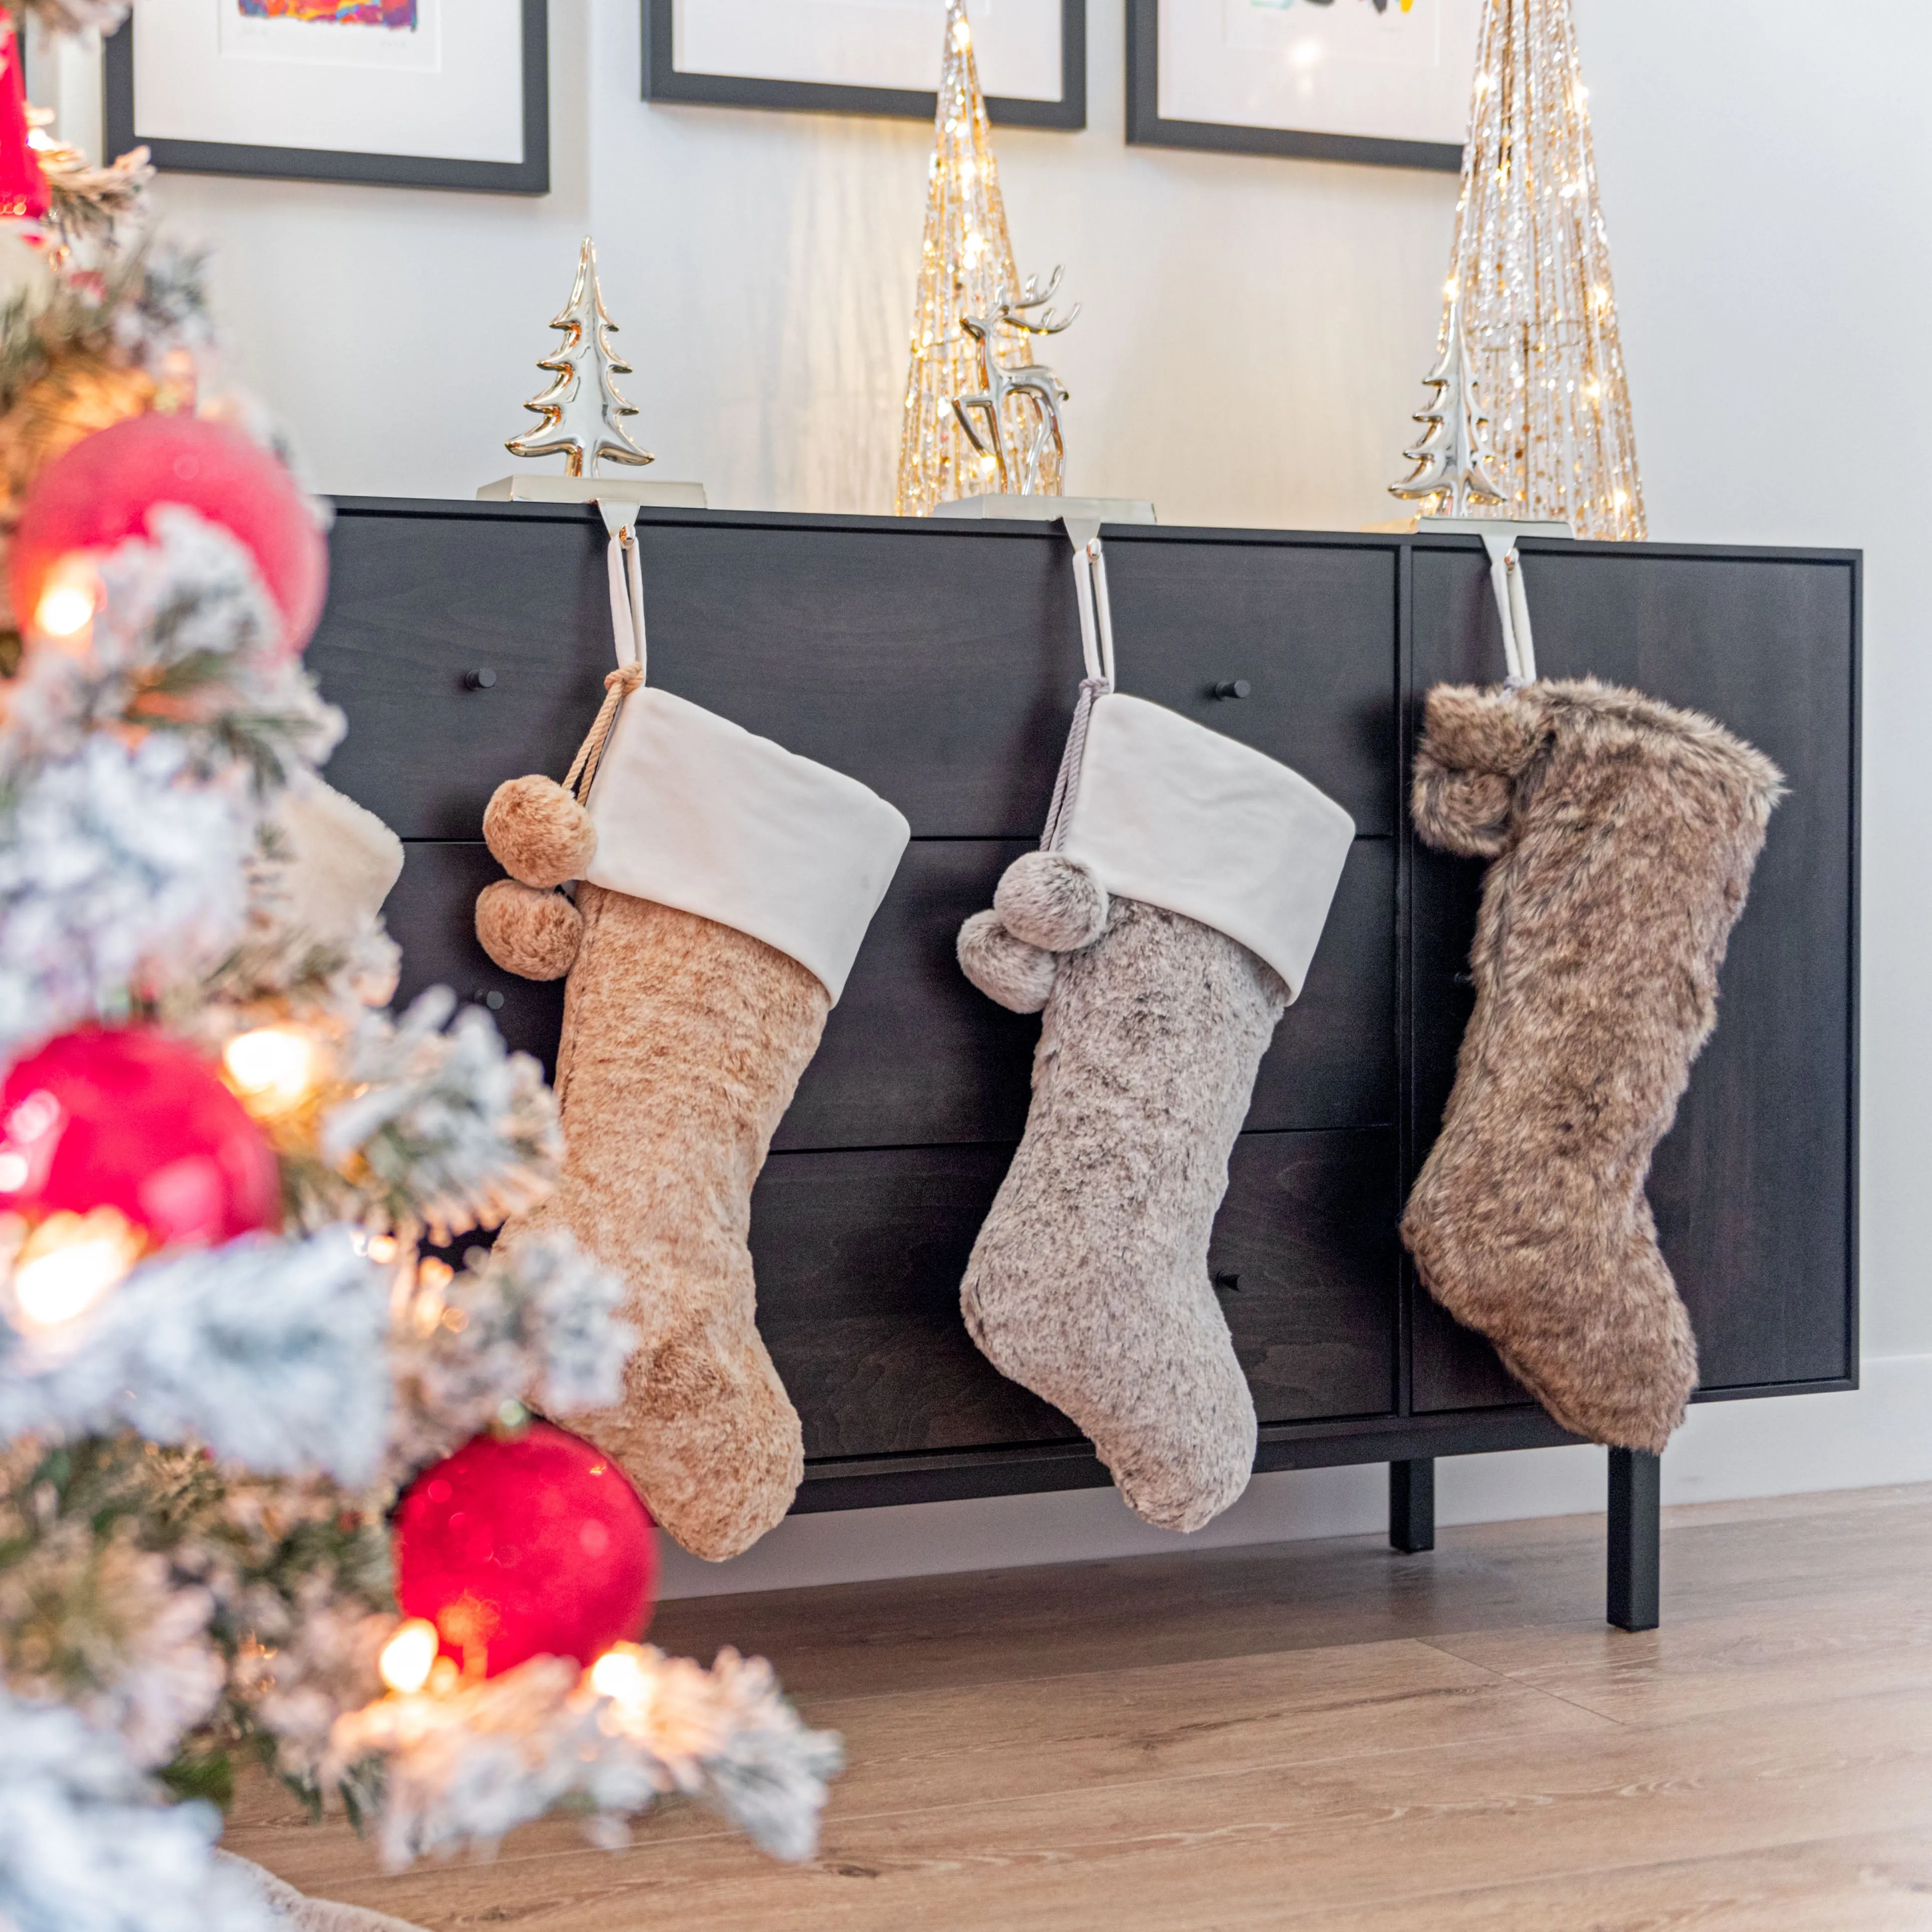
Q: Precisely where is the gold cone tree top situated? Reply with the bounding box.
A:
[894,0,1061,517]
[1441,0,1645,539]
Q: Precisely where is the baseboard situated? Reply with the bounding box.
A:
[654,1355,1932,1601]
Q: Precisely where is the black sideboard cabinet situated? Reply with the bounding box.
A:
[310,501,1859,1629]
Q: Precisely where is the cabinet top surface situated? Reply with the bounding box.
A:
[326,496,1863,569]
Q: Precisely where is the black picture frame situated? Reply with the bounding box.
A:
[1124,0,1461,173]
[102,0,550,195]
[642,0,1086,130]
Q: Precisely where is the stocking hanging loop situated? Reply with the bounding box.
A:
[559,503,652,805]
[1062,518,1116,689]
[1478,530,1538,688]
[1042,520,1117,851]
[600,501,648,679]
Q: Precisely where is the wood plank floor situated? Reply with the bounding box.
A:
[224,1483,1932,1930]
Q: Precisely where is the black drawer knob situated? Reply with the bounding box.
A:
[1213,679,1251,700]
[465,668,498,690]
[472,988,506,1011]
[1213,1270,1241,1293]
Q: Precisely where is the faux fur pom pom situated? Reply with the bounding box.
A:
[476,877,584,980]
[992,851,1109,953]
[957,908,1059,1014]
[1410,684,1547,857]
[483,775,597,889]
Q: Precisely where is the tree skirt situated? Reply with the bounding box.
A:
[218,1853,430,1932]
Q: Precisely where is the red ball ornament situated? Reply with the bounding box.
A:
[0,1027,279,1251]
[393,1423,657,1680]
[10,414,328,656]
[0,18,48,224]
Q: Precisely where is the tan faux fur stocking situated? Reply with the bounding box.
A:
[1403,679,1783,1453]
[501,885,826,1560]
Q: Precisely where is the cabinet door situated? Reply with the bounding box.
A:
[1407,543,1857,1413]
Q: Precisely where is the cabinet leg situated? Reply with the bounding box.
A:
[1607,1447,1661,1631]
[1389,1458,1435,1553]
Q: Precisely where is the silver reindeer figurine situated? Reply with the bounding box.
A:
[952,268,1079,496]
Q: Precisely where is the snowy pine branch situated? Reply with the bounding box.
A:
[0,510,345,1053]
[0,1228,391,1487]
[0,1684,276,1932]
[0,729,254,1051]
[387,1231,633,1476]
[321,989,562,1246]
[325,1645,841,1872]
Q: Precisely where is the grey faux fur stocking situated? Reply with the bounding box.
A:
[957,853,1282,1531]
[502,886,824,1560]
[1403,678,1783,1453]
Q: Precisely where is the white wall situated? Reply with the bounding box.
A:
[77,0,1928,1593]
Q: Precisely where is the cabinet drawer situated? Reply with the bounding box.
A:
[1102,534,1397,835]
[312,506,1397,843]
[381,837,1396,1152]
[313,507,1084,842]
[757,1128,1397,1462]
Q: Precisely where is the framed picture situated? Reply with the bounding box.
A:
[102,0,549,195]
[643,0,1086,130]
[1126,0,1480,172]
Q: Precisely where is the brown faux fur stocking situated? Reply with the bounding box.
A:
[501,886,826,1560]
[1403,679,1783,1453]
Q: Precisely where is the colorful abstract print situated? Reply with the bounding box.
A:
[237,1,419,24]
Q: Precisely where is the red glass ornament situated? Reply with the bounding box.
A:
[10,415,328,657]
[0,19,48,225]
[394,1423,658,1680]
[0,1028,280,1251]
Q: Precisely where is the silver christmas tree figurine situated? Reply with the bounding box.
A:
[1391,289,1506,518]
[506,237,653,480]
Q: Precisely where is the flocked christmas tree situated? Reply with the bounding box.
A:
[1390,289,1506,517]
[894,0,1062,516]
[0,10,834,1928]
[506,236,653,480]
[1422,0,1646,539]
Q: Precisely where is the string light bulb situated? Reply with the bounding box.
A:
[378,1618,440,1696]
[32,557,98,641]
[590,1642,653,1710]
[221,1025,323,1119]
[9,1207,144,1331]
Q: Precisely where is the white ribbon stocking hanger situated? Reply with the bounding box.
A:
[1481,529,1539,689]
[1037,520,1356,1005]
[569,503,909,1003]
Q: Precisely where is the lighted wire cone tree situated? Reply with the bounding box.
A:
[895,0,1062,517]
[1435,0,1646,540]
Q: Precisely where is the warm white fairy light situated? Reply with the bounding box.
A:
[33,559,99,641]
[1435,0,1646,539]
[222,1024,323,1118]
[379,1619,440,1697]
[9,1208,145,1331]
[894,0,1060,516]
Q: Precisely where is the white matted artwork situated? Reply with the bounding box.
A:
[102,0,549,193]
[1126,0,1482,172]
[643,0,1087,129]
